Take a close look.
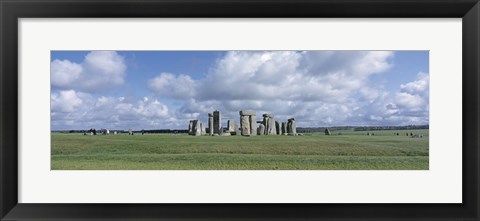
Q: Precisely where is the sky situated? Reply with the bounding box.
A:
[51,51,429,130]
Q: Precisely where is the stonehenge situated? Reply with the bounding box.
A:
[242,112,296,136]
[188,110,297,137]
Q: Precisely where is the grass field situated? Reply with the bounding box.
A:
[51,129,428,170]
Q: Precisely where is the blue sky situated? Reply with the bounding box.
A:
[51,51,429,130]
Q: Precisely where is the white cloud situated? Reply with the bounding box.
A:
[133,99,169,118]
[51,93,174,130]
[52,51,429,129]
[394,72,429,111]
[195,51,393,103]
[149,72,196,99]
[51,90,84,112]
[51,51,126,91]
[51,60,82,87]
[166,51,403,127]
[399,72,429,96]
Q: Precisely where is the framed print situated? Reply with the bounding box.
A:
[1,0,479,220]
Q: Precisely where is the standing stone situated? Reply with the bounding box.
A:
[194,121,202,136]
[213,110,221,135]
[275,121,280,135]
[188,120,194,135]
[208,113,214,136]
[200,123,206,135]
[249,115,257,136]
[287,118,297,135]
[239,110,256,136]
[291,119,297,135]
[258,124,265,135]
[281,122,287,135]
[189,120,201,136]
[227,120,237,135]
[271,117,277,135]
[235,124,240,136]
[262,113,277,135]
[262,115,269,135]
[325,128,331,135]
[240,115,250,136]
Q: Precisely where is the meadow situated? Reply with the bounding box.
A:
[51,129,428,170]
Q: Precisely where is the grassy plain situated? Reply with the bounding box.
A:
[51,129,428,170]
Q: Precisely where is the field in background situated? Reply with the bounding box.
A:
[51,129,428,170]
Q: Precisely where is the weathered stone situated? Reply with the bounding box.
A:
[227,120,237,135]
[226,120,239,135]
[239,110,256,136]
[188,120,194,135]
[287,118,296,135]
[213,110,221,135]
[281,122,287,135]
[262,113,277,135]
[262,117,268,135]
[189,120,202,136]
[194,121,202,136]
[275,121,280,135]
[258,124,265,135]
[290,119,296,134]
[325,128,331,135]
[249,115,257,136]
[240,110,256,116]
[240,115,250,136]
[270,117,277,135]
[200,122,206,135]
[208,113,214,136]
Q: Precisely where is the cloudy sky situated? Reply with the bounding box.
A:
[51,51,429,130]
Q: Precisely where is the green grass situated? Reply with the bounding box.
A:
[51,129,429,170]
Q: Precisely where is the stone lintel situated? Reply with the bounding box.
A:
[239,110,256,116]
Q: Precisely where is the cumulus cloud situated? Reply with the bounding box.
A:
[148,51,408,127]
[51,92,176,130]
[193,51,394,103]
[51,60,82,87]
[392,72,429,117]
[51,51,126,91]
[154,51,428,127]
[148,73,196,99]
[342,72,429,126]
[51,90,84,113]
[52,51,429,129]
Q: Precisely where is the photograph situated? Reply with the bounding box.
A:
[51,50,429,170]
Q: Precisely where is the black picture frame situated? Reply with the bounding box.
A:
[1,0,479,220]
